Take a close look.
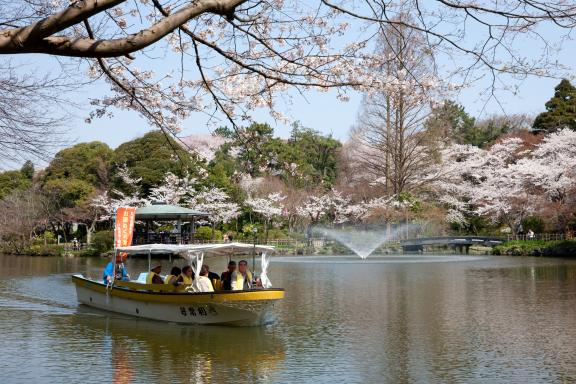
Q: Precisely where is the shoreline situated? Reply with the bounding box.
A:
[492,239,576,257]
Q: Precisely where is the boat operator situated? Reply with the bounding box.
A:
[103,253,130,284]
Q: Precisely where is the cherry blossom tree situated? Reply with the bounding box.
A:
[245,192,285,241]
[516,129,576,231]
[148,172,197,205]
[187,187,240,239]
[1,0,574,138]
[180,134,229,163]
[296,194,332,227]
[432,132,576,233]
[90,164,147,221]
[434,138,529,232]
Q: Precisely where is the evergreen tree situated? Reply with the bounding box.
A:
[425,100,476,145]
[533,79,576,133]
[112,131,199,194]
[20,160,34,179]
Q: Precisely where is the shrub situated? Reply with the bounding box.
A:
[31,232,57,245]
[266,229,289,240]
[92,230,114,254]
[194,226,223,241]
[522,216,545,233]
[492,239,576,256]
[25,244,64,256]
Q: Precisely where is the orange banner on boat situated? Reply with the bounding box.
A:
[114,207,136,248]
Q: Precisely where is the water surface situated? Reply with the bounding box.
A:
[1,254,576,383]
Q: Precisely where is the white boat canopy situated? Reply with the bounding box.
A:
[116,242,276,256]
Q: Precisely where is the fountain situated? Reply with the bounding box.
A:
[312,223,417,259]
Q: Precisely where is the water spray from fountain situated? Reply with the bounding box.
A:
[312,223,420,259]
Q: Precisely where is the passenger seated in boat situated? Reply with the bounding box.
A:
[231,260,253,291]
[220,260,237,290]
[146,265,164,284]
[204,264,220,281]
[164,266,181,286]
[196,266,214,292]
[103,253,129,284]
[178,265,193,285]
[204,264,221,290]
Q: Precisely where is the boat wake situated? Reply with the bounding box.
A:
[0,275,77,314]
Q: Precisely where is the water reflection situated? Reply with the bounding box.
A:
[72,310,285,383]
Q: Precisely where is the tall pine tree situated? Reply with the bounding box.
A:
[533,79,576,133]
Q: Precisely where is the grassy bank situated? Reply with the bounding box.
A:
[0,244,105,257]
[492,239,576,257]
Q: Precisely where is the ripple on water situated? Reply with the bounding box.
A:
[1,254,576,383]
[0,274,77,315]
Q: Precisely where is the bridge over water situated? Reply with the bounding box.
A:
[400,236,505,253]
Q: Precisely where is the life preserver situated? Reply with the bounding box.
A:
[180,273,193,285]
[164,274,176,285]
[232,271,253,291]
[146,271,158,284]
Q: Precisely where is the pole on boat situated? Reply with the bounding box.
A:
[107,208,118,302]
[148,249,151,272]
[252,227,257,274]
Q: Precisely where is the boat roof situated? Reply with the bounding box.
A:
[116,242,275,256]
[135,204,208,220]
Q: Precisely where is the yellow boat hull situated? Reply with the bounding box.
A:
[72,275,285,326]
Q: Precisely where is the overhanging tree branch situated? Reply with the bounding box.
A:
[0,0,247,57]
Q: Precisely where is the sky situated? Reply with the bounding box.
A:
[61,27,576,150]
[70,62,575,148]
[6,4,576,168]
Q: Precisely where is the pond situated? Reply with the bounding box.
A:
[1,254,576,383]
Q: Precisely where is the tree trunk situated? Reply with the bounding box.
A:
[86,219,97,244]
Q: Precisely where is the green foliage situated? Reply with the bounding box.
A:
[461,119,513,148]
[43,178,94,207]
[450,214,494,235]
[492,240,576,257]
[0,170,32,199]
[194,226,223,241]
[44,141,113,188]
[425,100,476,145]
[20,160,34,179]
[92,230,114,254]
[221,122,275,177]
[31,232,57,245]
[426,100,527,147]
[23,244,64,256]
[397,192,423,214]
[533,79,576,133]
[240,223,264,240]
[214,122,341,188]
[287,124,341,186]
[113,131,199,193]
[266,228,289,240]
[522,216,545,233]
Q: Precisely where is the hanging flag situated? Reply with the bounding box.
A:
[114,207,136,249]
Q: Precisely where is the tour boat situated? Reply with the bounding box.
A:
[72,243,285,326]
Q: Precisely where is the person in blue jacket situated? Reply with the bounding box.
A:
[103,253,130,284]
